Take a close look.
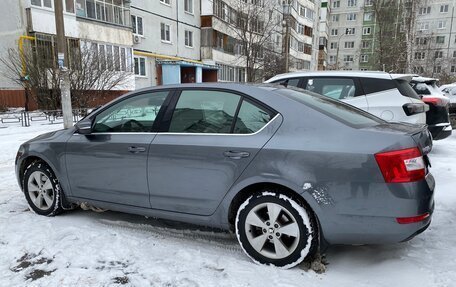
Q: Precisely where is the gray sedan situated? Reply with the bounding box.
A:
[15,83,435,268]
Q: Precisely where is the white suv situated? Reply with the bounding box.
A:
[265,71,427,124]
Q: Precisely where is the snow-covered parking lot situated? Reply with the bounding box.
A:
[0,123,455,287]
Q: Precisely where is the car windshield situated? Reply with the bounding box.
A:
[272,86,385,128]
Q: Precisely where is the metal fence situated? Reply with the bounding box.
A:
[0,109,91,127]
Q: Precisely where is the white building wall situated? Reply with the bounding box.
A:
[327,0,364,70]
[0,0,28,89]
[131,0,201,88]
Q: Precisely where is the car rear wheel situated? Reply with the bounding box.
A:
[235,191,316,268]
[23,161,63,216]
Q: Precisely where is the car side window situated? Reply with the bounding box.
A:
[305,78,356,100]
[234,100,273,134]
[92,91,168,133]
[272,78,301,88]
[168,90,241,133]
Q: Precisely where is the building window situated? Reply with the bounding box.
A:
[347,13,356,21]
[134,57,146,76]
[438,21,446,29]
[332,14,339,22]
[418,22,429,31]
[331,28,338,36]
[160,23,171,42]
[440,4,449,13]
[451,66,456,73]
[363,27,371,35]
[414,52,426,60]
[75,0,130,26]
[361,54,368,62]
[160,0,170,5]
[416,37,428,45]
[347,0,357,7]
[434,66,442,73]
[364,12,373,21]
[435,51,443,58]
[31,0,53,8]
[344,41,355,48]
[364,0,373,6]
[436,36,445,44]
[343,55,354,62]
[329,55,336,63]
[453,51,456,58]
[345,28,356,35]
[131,15,143,35]
[362,40,371,48]
[418,7,431,15]
[330,42,338,49]
[184,30,193,47]
[333,1,340,8]
[184,0,193,13]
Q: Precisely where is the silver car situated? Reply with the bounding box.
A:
[15,84,434,268]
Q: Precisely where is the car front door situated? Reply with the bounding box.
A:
[65,90,171,207]
[147,89,282,216]
[300,77,369,111]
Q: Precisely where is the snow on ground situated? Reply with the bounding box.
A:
[0,122,455,287]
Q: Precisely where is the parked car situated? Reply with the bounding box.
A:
[265,71,428,125]
[410,77,452,140]
[15,83,434,268]
[439,84,456,128]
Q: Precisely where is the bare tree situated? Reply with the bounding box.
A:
[0,38,132,111]
[216,0,283,82]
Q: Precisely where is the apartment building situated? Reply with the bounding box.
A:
[200,0,320,82]
[327,0,367,70]
[130,0,217,88]
[412,0,456,77]
[318,0,329,70]
[0,0,135,108]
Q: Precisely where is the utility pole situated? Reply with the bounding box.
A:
[54,0,73,128]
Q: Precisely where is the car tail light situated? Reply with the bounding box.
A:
[375,147,426,183]
[396,212,430,224]
[422,96,449,107]
[402,103,428,116]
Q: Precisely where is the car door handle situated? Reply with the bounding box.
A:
[223,151,250,159]
[128,146,146,153]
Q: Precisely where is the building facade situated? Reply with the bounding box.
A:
[0,0,135,109]
[130,0,217,88]
[200,0,321,82]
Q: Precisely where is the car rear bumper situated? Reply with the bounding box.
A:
[320,173,435,245]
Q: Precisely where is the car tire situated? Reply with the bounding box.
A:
[235,190,317,268]
[23,161,64,216]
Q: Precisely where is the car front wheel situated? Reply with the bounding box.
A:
[23,161,63,216]
[235,191,316,268]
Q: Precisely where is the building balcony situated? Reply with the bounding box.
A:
[75,0,131,28]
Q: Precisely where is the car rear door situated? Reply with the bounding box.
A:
[300,77,369,111]
[65,90,172,208]
[147,88,282,216]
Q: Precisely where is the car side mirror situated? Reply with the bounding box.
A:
[75,118,93,135]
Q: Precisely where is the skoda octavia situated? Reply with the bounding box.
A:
[15,84,434,268]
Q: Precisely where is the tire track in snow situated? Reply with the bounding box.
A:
[97,219,243,253]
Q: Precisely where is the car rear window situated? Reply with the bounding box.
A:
[395,79,421,99]
[360,78,396,94]
[274,87,385,128]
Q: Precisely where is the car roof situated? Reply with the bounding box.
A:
[265,71,413,82]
